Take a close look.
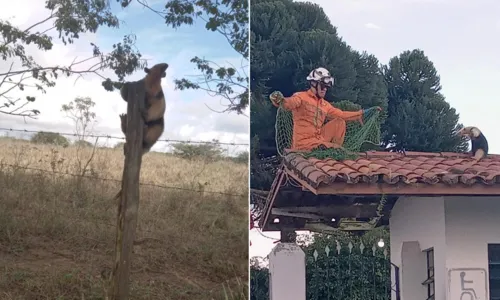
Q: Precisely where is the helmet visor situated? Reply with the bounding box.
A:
[320,76,334,87]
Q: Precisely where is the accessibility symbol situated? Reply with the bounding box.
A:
[448,268,487,300]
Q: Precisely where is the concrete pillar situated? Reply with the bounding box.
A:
[268,243,306,300]
[400,241,426,299]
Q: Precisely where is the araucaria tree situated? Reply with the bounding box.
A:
[249,0,388,190]
[381,49,468,152]
[249,0,468,190]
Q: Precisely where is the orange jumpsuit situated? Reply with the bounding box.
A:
[273,89,364,151]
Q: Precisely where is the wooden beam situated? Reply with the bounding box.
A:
[264,218,381,233]
[280,217,297,243]
[109,81,145,300]
[304,223,340,233]
[259,168,286,228]
[284,169,318,194]
[284,166,500,196]
[337,219,377,231]
[316,182,500,196]
[272,203,380,219]
[250,189,269,196]
[271,208,322,219]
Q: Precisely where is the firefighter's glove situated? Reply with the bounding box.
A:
[269,91,284,106]
[363,106,382,117]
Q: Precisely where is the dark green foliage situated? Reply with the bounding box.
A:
[250,0,469,194]
[250,0,388,190]
[171,141,225,161]
[232,151,249,164]
[0,0,144,118]
[127,0,249,114]
[250,259,269,300]
[74,140,93,147]
[304,231,391,300]
[31,132,70,147]
[250,229,392,300]
[351,51,389,111]
[381,49,468,152]
[249,135,278,191]
[289,2,336,34]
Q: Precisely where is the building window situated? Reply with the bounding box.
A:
[488,244,500,300]
[422,248,434,300]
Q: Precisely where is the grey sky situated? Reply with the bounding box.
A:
[319,0,500,151]
[250,0,500,258]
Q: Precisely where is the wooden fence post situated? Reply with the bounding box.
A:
[108,80,145,300]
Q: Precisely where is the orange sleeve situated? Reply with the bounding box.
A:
[325,102,363,121]
[272,93,302,111]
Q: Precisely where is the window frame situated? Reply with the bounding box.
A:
[421,247,434,300]
[487,243,500,300]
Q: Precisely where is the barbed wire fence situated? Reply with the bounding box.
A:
[0,161,247,197]
[0,120,249,292]
[0,126,250,163]
[0,154,250,296]
[0,161,247,232]
[0,93,250,299]
[0,162,247,198]
[0,127,250,147]
[0,125,249,227]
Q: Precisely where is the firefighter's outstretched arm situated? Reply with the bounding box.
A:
[325,103,364,121]
[326,103,382,122]
[269,91,301,111]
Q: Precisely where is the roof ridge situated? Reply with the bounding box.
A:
[283,148,500,158]
[283,149,500,190]
[360,151,500,158]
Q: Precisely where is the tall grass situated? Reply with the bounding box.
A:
[0,138,249,299]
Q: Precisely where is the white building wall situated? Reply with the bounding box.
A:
[390,195,500,300]
[444,196,500,298]
[444,196,500,268]
[389,196,447,300]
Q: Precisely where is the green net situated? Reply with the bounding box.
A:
[275,101,383,161]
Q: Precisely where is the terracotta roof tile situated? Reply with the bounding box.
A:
[283,151,500,188]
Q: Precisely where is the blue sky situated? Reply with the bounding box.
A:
[0,0,249,155]
[112,2,235,59]
[250,0,500,259]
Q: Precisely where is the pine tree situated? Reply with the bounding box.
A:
[382,49,468,152]
[250,0,387,189]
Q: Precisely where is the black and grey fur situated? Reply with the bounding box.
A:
[460,126,488,160]
[449,126,489,174]
[119,63,168,155]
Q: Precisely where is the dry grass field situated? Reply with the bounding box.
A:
[0,137,249,299]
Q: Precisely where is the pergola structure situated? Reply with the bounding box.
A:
[259,149,500,300]
[259,150,500,233]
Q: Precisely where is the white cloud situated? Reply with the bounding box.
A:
[0,0,249,155]
[364,23,380,30]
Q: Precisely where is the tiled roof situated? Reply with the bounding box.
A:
[283,151,500,188]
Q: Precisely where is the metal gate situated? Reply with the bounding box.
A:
[306,240,400,300]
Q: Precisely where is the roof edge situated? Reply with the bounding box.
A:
[283,148,500,159]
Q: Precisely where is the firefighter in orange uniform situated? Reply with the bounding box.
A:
[270,67,382,151]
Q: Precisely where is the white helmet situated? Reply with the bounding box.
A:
[306,67,334,87]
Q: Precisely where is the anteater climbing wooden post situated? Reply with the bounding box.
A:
[109,80,145,300]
